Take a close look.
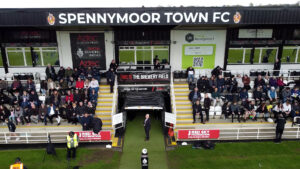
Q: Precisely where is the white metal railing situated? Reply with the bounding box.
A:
[170,71,177,128]
[0,130,112,144]
[176,127,300,141]
[111,76,118,131]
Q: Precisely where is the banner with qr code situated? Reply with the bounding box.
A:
[182,44,216,69]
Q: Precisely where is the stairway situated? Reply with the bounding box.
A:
[173,83,195,129]
[96,84,113,131]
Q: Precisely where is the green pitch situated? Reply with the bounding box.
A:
[0,148,120,169]
[167,141,300,169]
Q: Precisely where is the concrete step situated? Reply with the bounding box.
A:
[177,114,193,119]
[95,111,111,115]
[176,109,192,114]
[102,120,112,125]
[100,85,110,89]
[174,88,189,92]
[174,84,189,88]
[177,118,193,123]
[96,106,112,111]
[175,96,189,100]
[97,101,113,104]
[97,102,113,106]
[175,123,196,129]
[98,98,113,101]
[175,100,192,104]
[176,105,192,109]
[96,115,112,120]
[98,94,113,98]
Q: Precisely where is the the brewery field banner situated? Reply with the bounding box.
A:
[177,129,220,139]
[118,71,170,83]
[75,131,111,141]
[70,33,106,69]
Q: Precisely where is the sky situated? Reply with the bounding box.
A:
[0,0,299,8]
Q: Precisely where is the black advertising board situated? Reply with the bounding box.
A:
[70,33,106,69]
[118,71,170,84]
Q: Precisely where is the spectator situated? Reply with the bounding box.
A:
[192,100,203,124]
[86,66,93,77]
[64,67,73,79]
[282,87,291,103]
[29,103,39,124]
[68,103,78,125]
[0,92,10,105]
[20,91,30,109]
[212,87,223,106]
[0,79,7,94]
[222,102,231,119]
[256,102,270,121]
[38,103,47,124]
[154,60,161,70]
[89,89,98,106]
[275,113,286,143]
[283,101,292,117]
[46,103,61,126]
[89,77,99,93]
[68,76,76,91]
[8,107,15,124]
[230,101,241,123]
[203,93,211,122]
[269,76,277,88]
[236,74,244,92]
[186,66,195,83]
[197,76,208,93]
[87,101,96,116]
[76,77,84,90]
[211,66,222,77]
[277,76,285,92]
[242,74,251,90]
[254,75,266,89]
[29,90,40,106]
[273,58,281,76]
[291,102,300,118]
[153,55,159,65]
[81,112,93,130]
[188,87,201,105]
[40,80,48,95]
[57,67,65,80]
[45,63,56,80]
[273,102,284,120]
[291,87,300,103]
[84,79,90,89]
[110,59,118,72]
[76,101,87,124]
[73,67,81,80]
[0,105,9,124]
[14,106,24,125]
[10,78,23,95]
[65,90,74,103]
[253,86,264,104]
[73,89,82,104]
[50,90,61,107]
[216,75,225,92]
[25,78,35,92]
[106,68,115,93]
[240,88,249,101]
[268,87,277,104]
[229,76,238,93]
[59,79,68,95]
[209,76,217,93]
[47,78,56,95]
[243,100,256,121]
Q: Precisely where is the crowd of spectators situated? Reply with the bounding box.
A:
[188,67,300,124]
[0,61,117,130]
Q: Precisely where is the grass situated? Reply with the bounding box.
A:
[0,147,121,169]
[119,112,168,169]
[167,141,300,169]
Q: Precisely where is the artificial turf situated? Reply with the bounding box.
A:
[119,112,168,169]
[0,147,121,169]
[167,141,300,169]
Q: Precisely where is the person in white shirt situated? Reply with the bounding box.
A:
[89,77,99,93]
[283,101,291,116]
[236,74,244,90]
[186,67,195,83]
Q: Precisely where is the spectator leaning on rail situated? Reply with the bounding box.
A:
[66,131,79,160]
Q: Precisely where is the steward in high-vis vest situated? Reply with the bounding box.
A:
[10,157,27,169]
[67,131,78,159]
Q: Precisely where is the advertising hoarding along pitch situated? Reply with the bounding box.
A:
[177,129,220,139]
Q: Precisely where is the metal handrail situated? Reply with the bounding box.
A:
[111,76,118,131]
[170,71,177,128]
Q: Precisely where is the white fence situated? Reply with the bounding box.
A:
[176,127,300,141]
[0,131,112,144]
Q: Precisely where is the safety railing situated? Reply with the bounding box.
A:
[176,127,300,141]
[111,76,118,131]
[170,71,177,128]
[0,130,113,144]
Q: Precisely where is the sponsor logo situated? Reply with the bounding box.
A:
[185,33,194,43]
[47,13,55,25]
[233,12,241,24]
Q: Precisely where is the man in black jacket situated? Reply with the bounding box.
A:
[144,114,151,141]
[45,63,56,80]
[275,113,286,143]
[106,68,115,93]
[188,87,201,105]
[193,100,203,124]
[273,59,281,76]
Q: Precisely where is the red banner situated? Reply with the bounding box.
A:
[177,130,220,139]
[75,131,111,141]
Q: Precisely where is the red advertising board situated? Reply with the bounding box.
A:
[177,130,220,139]
[75,131,111,141]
